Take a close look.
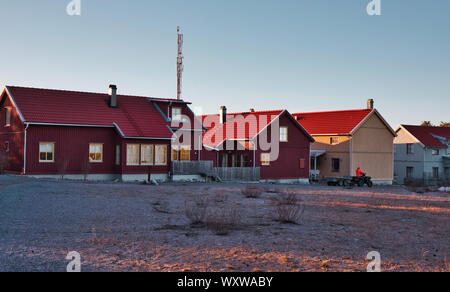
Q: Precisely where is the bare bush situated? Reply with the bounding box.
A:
[213,191,228,203]
[185,196,210,226]
[241,186,262,198]
[80,159,92,181]
[206,207,242,236]
[0,152,8,174]
[272,193,305,224]
[57,159,70,180]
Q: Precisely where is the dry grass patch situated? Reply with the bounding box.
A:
[241,187,263,199]
[271,193,305,224]
[206,206,242,236]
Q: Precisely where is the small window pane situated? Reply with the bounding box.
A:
[5,108,11,126]
[39,143,54,162]
[180,146,190,161]
[332,158,340,172]
[89,144,103,162]
[280,127,288,142]
[141,145,154,165]
[261,153,270,166]
[116,145,121,165]
[127,144,140,165]
[155,145,167,165]
[172,108,182,121]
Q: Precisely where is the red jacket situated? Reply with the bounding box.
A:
[356,168,364,177]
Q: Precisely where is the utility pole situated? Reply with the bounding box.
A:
[177,26,184,100]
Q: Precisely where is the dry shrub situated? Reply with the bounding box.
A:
[404,178,425,187]
[214,191,228,203]
[272,193,305,224]
[0,152,8,174]
[241,186,262,198]
[80,159,92,181]
[57,159,69,179]
[206,207,242,236]
[185,196,210,226]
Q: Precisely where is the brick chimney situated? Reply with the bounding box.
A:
[249,108,255,113]
[367,99,374,110]
[109,85,117,108]
[219,106,227,124]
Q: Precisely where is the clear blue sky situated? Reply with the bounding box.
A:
[0,0,449,128]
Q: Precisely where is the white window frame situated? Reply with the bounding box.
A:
[5,107,11,127]
[140,144,154,166]
[155,145,168,166]
[89,143,103,163]
[126,144,140,166]
[261,153,271,166]
[280,127,288,142]
[330,137,340,145]
[39,143,55,163]
[115,145,121,166]
[407,144,414,154]
[172,107,182,122]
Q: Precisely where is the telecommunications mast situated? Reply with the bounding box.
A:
[177,26,184,100]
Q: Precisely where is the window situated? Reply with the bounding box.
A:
[261,153,271,166]
[331,158,340,172]
[5,141,9,153]
[330,137,340,145]
[240,154,246,167]
[280,127,288,142]
[180,146,190,161]
[433,167,439,179]
[155,145,168,165]
[141,145,154,165]
[222,154,228,168]
[173,145,191,161]
[172,107,182,122]
[39,143,54,162]
[406,167,414,178]
[445,167,450,179]
[407,144,414,154]
[89,144,103,163]
[431,149,440,156]
[5,107,11,127]
[115,145,121,165]
[232,154,237,167]
[299,158,306,169]
[172,146,179,161]
[126,144,140,166]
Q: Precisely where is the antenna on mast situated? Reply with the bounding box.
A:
[177,26,184,100]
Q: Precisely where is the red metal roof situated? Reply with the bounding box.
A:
[292,109,374,135]
[402,125,450,148]
[5,86,175,138]
[200,110,284,148]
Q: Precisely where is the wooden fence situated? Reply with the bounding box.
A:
[172,161,260,181]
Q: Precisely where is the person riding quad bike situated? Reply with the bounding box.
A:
[355,167,373,187]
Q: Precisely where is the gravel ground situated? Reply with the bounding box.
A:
[0,175,449,272]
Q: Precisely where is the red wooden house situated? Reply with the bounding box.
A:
[200,107,314,183]
[0,85,201,182]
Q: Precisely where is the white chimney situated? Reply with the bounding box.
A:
[109,85,117,108]
[219,106,227,124]
[367,99,374,110]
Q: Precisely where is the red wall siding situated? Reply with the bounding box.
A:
[0,92,25,173]
[26,126,118,175]
[257,113,311,180]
